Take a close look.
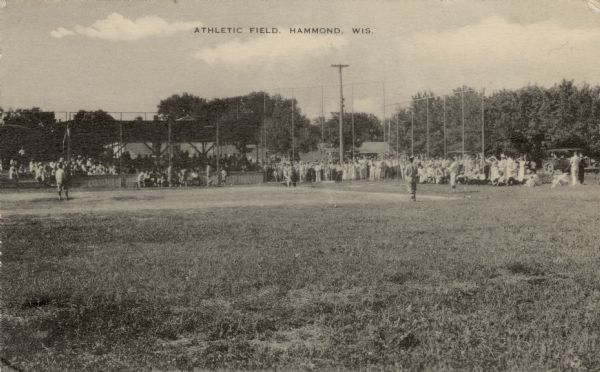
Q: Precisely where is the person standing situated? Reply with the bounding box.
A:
[518,156,527,184]
[570,152,581,186]
[205,163,212,187]
[449,157,459,192]
[404,156,419,201]
[55,163,69,201]
[578,152,585,185]
[315,162,322,183]
[8,161,19,186]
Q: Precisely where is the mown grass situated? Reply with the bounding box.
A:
[2,184,600,371]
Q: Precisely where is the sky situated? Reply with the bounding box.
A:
[1,0,600,120]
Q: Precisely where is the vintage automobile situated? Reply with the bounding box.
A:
[541,148,584,173]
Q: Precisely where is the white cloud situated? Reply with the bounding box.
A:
[50,27,74,39]
[393,17,600,91]
[194,32,348,65]
[50,13,200,41]
[352,97,380,114]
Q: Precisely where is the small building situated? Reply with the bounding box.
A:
[357,142,390,155]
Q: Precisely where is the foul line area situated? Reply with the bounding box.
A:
[0,185,458,217]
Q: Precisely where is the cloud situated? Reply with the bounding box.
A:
[394,17,600,90]
[194,32,348,65]
[353,97,380,114]
[50,13,200,41]
[50,27,74,39]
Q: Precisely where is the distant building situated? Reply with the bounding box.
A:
[357,142,390,155]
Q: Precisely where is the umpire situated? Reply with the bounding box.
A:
[404,156,418,201]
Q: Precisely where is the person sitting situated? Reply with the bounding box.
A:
[137,170,146,188]
[524,170,541,187]
[8,163,19,184]
[190,169,200,186]
[551,171,570,188]
[220,168,228,185]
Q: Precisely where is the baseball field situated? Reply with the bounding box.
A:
[1,182,600,371]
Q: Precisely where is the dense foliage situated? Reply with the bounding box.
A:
[1,80,599,161]
[393,81,600,160]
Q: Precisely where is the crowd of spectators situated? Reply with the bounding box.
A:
[2,149,596,188]
[263,153,544,187]
[1,150,261,188]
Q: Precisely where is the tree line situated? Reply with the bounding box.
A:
[1,80,599,163]
[392,80,600,161]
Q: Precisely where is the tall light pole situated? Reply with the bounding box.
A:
[382,81,386,146]
[351,83,355,161]
[262,91,266,164]
[167,115,173,186]
[321,85,325,144]
[119,112,124,187]
[332,64,349,162]
[411,110,414,157]
[443,96,447,158]
[67,112,72,162]
[205,120,220,184]
[216,119,220,182]
[291,88,295,161]
[413,95,434,158]
[461,90,465,157]
[395,111,399,159]
[426,97,430,158]
[481,88,485,159]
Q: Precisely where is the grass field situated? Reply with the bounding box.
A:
[1,182,600,371]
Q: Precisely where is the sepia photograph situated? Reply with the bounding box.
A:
[1,0,600,370]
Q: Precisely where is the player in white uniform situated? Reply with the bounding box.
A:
[55,163,69,201]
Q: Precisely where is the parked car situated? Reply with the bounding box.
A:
[541,148,583,173]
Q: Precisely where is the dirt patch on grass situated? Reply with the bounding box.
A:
[506,261,546,276]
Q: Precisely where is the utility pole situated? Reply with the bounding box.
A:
[332,64,349,162]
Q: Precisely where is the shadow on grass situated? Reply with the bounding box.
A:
[506,261,546,277]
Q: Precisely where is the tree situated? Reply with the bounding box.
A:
[262,94,311,157]
[71,110,117,159]
[158,93,208,120]
[323,112,383,151]
[0,108,57,161]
